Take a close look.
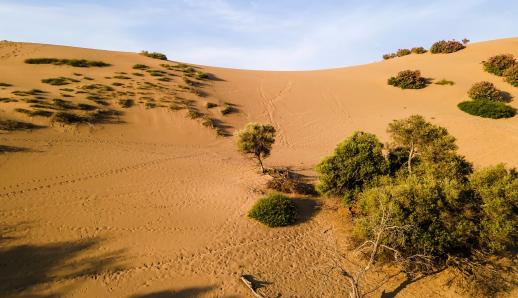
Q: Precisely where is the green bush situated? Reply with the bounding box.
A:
[25,58,110,67]
[382,53,396,60]
[316,131,387,202]
[132,64,149,70]
[467,81,505,101]
[458,100,516,119]
[430,40,465,54]
[482,54,516,76]
[503,64,518,87]
[235,122,276,173]
[388,70,428,89]
[411,47,427,54]
[140,51,167,60]
[396,48,411,57]
[248,193,297,227]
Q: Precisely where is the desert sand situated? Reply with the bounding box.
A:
[0,38,517,297]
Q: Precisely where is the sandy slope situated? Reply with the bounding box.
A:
[0,38,517,297]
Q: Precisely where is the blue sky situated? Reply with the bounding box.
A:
[0,0,517,70]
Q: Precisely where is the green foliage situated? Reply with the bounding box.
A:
[132,64,149,70]
[503,64,518,87]
[396,48,411,57]
[482,54,516,76]
[469,165,518,253]
[411,47,427,54]
[25,58,110,67]
[383,53,396,60]
[430,40,465,54]
[458,100,516,119]
[435,79,454,85]
[388,70,428,89]
[316,131,388,202]
[235,123,276,172]
[248,193,297,227]
[467,81,505,101]
[140,51,168,60]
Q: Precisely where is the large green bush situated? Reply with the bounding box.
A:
[316,131,388,202]
[388,70,428,89]
[482,54,516,76]
[458,100,516,119]
[467,81,505,101]
[248,193,297,227]
[430,40,465,54]
[504,64,518,87]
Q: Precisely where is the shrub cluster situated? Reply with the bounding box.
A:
[248,193,297,227]
[504,64,518,87]
[140,51,168,60]
[458,100,516,119]
[482,54,516,76]
[467,81,505,101]
[383,47,426,60]
[25,58,110,67]
[430,40,465,54]
[411,47,427,54]
[387,70,428,89]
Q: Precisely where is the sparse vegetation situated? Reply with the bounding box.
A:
[113,75,131,80]
[41,77,79,86]
[383,47,426,60]
[504,64,518,87]
[248,193,297,227]
[396,48,411,57]
[132,64,149,70]
[387,70,428,89]
[0,82,12,87]
[25,58,110,67]
[0,119,42,130]
[458,100,516,119]
[467,81,506,101]
[410,47,427,54]
[15,108,53,117]
[435,79,455,85]
[118,99,134,108]
[236,123,276,173]
[140,51,167,60]
[206,102,217,109]
[482,54,516,76]
[221,103,236,115]
[430,40,465,54]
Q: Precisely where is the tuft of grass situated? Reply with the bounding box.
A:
[0,82,12,87]
[0,97,17,103]
[146,69,167,77]
[458,100,516,119]
[15,108,53,117]
[133,64,149,70]
[132,72,144,77]
[0,119,42,131]
[52,112,89,124]
[248,193,297,227]
[73,73,83,76]
[140,51,167,60]
[118,99,134,108]
[201,116,216,128]
[77,103,98,111]
[83,76,94,81]
[206,102,217,109]
[221,103,236,115]
[157,77,171,82]
[145,102,156,109]
[112,82,124,86]
[25,58,110,67]
[435,79,455,86]
[113,75,131,80]
[41,77,79,86]
[187,108,203,119]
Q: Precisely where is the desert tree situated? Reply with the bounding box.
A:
[387,115,456,174]
[235,122,276,173]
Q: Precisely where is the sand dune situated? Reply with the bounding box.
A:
[0,38,517,297]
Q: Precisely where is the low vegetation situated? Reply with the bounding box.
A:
[221,103,235,115]
[467,81,506,101]
[118,99,134,108]
[236,123,276,173]
[435,79,455,85]
[387,70,428,89]
[383,47,426,60]
[132,64,149,70]
[41,77,79,86]
[0,119,42,130]
[458,100,516,119]
[504,64,518,87]
[0,82,12,87]
[482,54,516,76]
[25,58,110,67]
[140,51,168,60]
[430,40,465,54]
[248,193,297,227]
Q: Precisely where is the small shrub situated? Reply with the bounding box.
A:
[396,48,411,57]
[140,51,167,60]
[503,64,518,87]
[118,99,134,108]
[83,77,94,80]
[0,119,41,130]
[25,58,110,67]
[383,53,396,60]
[187,108,203,119]
[430,40,465,54]
[0,97,17,103]
[467,81,505,101]
[132,72,144,77]
[201,116,216,128]
[462,38,470,45]
[458,100,516,119]
[77,103,97,111]
[0,82,12,87]
[221,103,235,115]
[248,193,297,227]
[435,79,455,85]
[52,112,88,124]
[15,108,53,117]
[113,75,131,80]
[41,77,78,86]
[157,77,171,82]
[132,64,149,70]
[206,102,217,108]
[387,70,428,89]
[112,82,124,86]
[411,47,427,54]
[145,102,157,109]
[482,54,516,76]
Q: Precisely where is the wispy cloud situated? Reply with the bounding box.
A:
[0,0,516,70]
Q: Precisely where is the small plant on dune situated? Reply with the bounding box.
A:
[145,102,157,109]
[0,82,12,87]
[132,72,144,77]
[132,64,149,70]
[396,48,411,57]
[387,70,428,89]
[140,51,167,60]
[458,100,516,119]
[410,47,427,54]
[118,99,134,108]
[248,193,297,227]
[482,54,516,76]
[25,58,110,67]
[206,102,217,109]
[382,53,396,60]
[467,81,506,101]
[462,38,470,45]
[113,75,131,80]
[221,103,236,115]
[236,122,276,173]
[201,115,216,128]
[430,40,465,54]
[15,108,53,117]
[435,79,455,85]
[0,119,42,131]
[504,64,518,87]
[41,77,79,86]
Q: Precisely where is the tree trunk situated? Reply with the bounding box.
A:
[256,154,265,173]
[407,142,414,174]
